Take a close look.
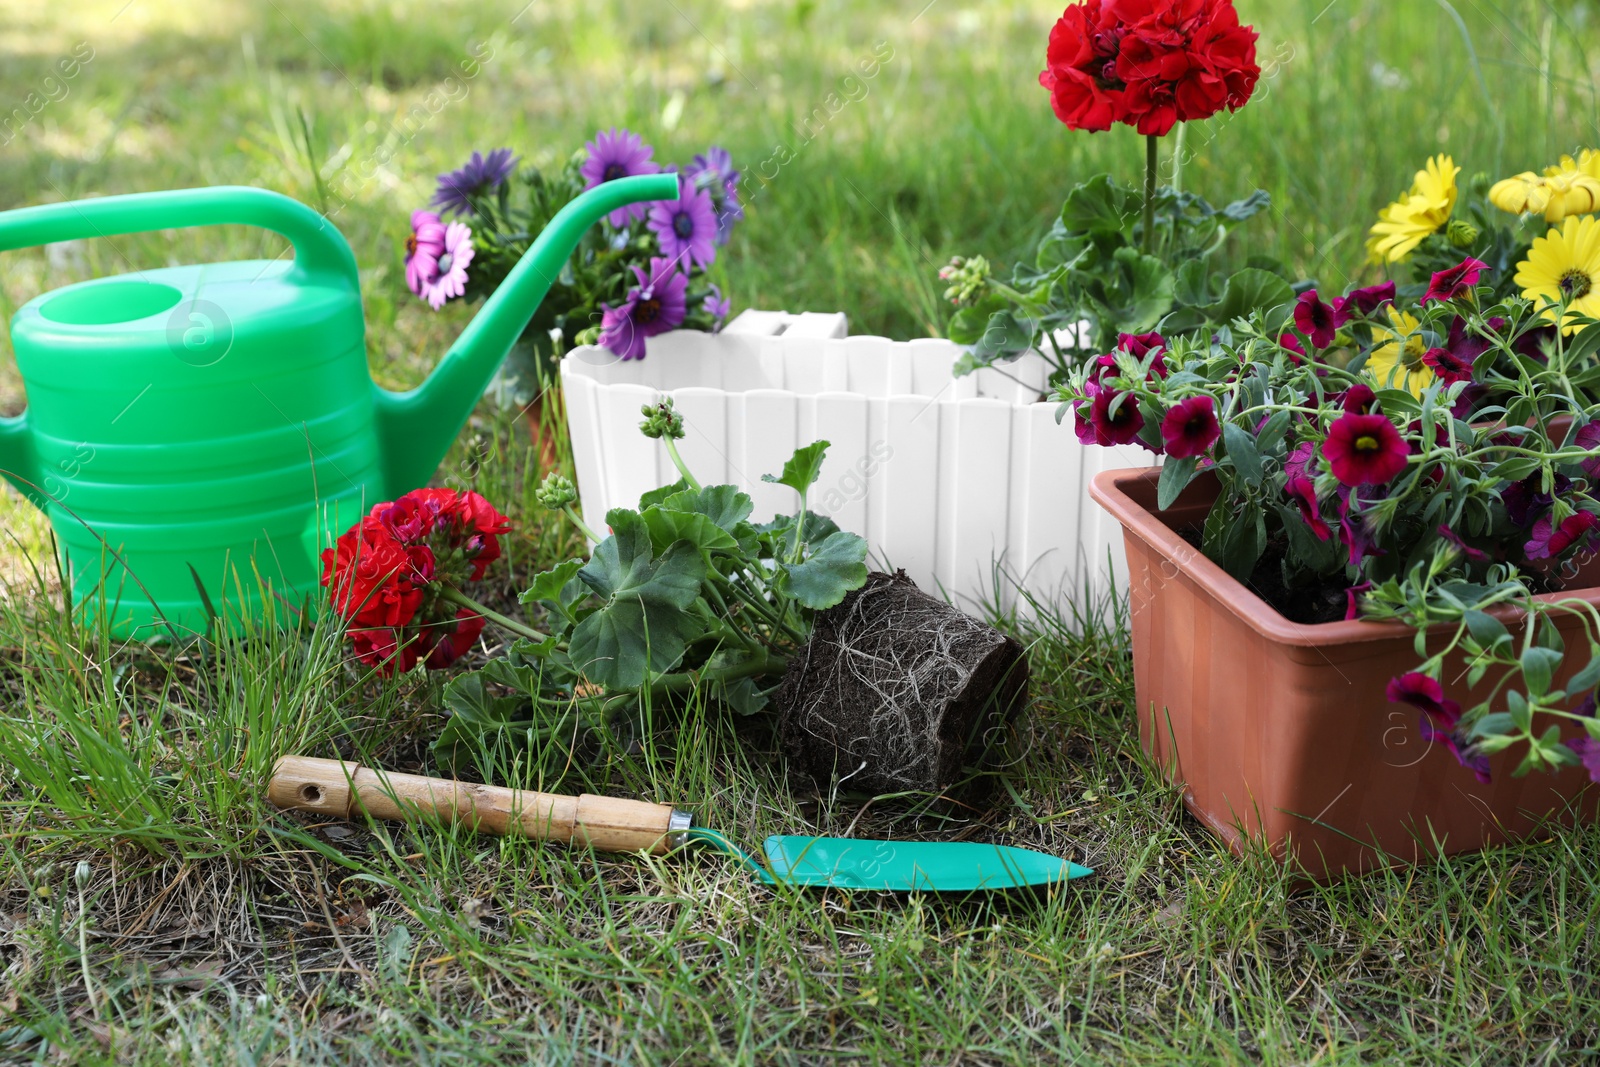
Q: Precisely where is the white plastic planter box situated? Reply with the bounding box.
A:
[560,310,1157,620]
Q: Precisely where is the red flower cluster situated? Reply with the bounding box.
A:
[1039,0,1261,136]
[321,487,512,675]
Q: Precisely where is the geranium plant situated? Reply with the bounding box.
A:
[322,399,870,774]
[1060,231,1600,782]
[402,132,741,403]
[941,0,1285,381]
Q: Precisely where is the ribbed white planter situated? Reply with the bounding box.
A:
[560,310,1157,620]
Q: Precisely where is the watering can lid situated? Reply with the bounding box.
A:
[16,259,361,361]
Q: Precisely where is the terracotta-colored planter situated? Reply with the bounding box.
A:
[1089,468,1599,881]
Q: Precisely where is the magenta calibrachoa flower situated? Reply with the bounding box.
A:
[1525,510,1600,560]
[599,257,688,361]
[1332,281,1396,318]
[1079,385,1145,446]
[1386,672,1491,782]
[1322,412,1408,486]
[581,127,662,226]
[432,148,519,217]
[1292,289,1348,348]
[1160,395,1220,458]
[1422,256,1487,305]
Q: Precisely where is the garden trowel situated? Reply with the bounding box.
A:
[269,757,1092,892]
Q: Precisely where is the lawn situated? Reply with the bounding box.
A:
[2,0,1599,1062]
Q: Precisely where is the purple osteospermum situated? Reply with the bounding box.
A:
[598,257,688,361]
[405,210,446,298]
[1293,289,1349,349]
[648,179,718,270]
[1161,396,1220,459]
[1524,510,1600,560]
[581,128,662,226]
[431,148,520,217]
[1332,281,1396,319]
[703,285,730,332]
[686,146,743,244]
[419,221,473,310]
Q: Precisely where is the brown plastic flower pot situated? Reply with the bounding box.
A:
[1088,467,1600,881]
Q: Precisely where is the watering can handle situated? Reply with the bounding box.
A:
[0,185,358,288]
[0,187,359,503]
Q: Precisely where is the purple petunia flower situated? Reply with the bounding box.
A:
[1569,736,1600,784]
[703,285,730,332]
[598,257,689,361]
[686,146,743,244]
[581,128,662,227]
[1422,316,1500,385]
[1343,579,1373,620]
[1437,523,1487,561]
[1568,422,1600,479]
[405,210,446,297]
[431,148,520,217]
[1501,472,1572,527]
[648,178,719,270]
[418,221,473,310]
[1337,487,1386,567]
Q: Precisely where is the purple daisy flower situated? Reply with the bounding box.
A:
[431,148,520,217]
[648,179,718,270]
[581,128,661,227]
[703,285,730,332]
[686,146,743,244]
[419,221,473,310]
[405,210,446,298]
[599,257,688,361]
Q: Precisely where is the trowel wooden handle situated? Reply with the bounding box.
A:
[268,756,690,856]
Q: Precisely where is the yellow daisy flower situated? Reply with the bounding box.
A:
[1514,214,1600,334]
[1366,155,1459,264]
[1366,307,1436,396]
[1488,149,1600,222]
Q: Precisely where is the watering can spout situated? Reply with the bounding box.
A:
[374,171,680,495]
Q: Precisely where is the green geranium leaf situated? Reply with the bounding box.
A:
[638,477,689,510]
[1202,267,1294,330]
[1085,245,1175,335]
[775,529,869,610]
[947,293,1010,346]
[641,507,738,556]
[1220,190,1272,221]
[1174,257,1214,307]
[520,559,586,608]
[719,675,772,717]
[1060,174,1136,235]
[663,484,754,531]
[570,511,707,689]
[762,440,831,497]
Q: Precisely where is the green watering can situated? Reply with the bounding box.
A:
[0,173,677,637]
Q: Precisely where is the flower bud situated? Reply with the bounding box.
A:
[1446,218,1479,248]
[938,254,991,307]
[535,472,578,511]
[75,861,91,889]
[574,324,603,348]
[639,397,686,440]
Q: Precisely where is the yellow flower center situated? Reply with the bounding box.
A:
[1355,434,1379,452]
[1560,268,1594,301]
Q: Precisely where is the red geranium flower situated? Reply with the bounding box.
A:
[1422,257,1487,306]
[322,487,511,675]
[1040,0,1259,135]
[1292,288,1349,349]
[1160,395,1220,458]
[1322,413,1408,486]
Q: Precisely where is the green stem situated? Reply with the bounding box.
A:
[664,437,702,492]
[1141,133,1159,253]
[563,505,603,545]
[439,585,549,644]
[645,653,788,695]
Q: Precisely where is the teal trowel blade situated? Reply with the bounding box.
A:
[761,835,1093,891]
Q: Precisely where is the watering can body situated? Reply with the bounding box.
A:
[0,176,676,638]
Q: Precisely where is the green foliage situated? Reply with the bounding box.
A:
[436,435,868,772]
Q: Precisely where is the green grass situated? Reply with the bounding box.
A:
[2,0,1599,1062]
